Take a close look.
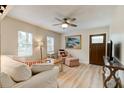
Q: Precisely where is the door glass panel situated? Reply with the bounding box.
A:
[91,36,104,44]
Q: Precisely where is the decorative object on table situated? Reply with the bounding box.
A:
[0,5,7,14]
[46,59,51,63]
[65,35,81,49]
[38,40,44,60]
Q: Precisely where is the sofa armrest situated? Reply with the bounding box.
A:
[12,66,59,88]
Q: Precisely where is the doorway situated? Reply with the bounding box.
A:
[89,33,106,66]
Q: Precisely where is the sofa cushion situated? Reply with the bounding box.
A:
[31,63,54,74]
[0,72,16,88]
[1,55,32,82]
[12,66,59,88]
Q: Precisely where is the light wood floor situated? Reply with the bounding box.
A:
[57,64,103,88]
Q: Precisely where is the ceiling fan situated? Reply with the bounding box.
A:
[53,17,77,28]
[0,5,7,14]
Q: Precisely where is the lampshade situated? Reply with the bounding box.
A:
[61,23,68,28]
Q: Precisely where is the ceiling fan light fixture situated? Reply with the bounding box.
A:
[61,23,68,28]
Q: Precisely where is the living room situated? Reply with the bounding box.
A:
[0,4,124,89]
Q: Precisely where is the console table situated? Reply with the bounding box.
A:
[103,56,124,88]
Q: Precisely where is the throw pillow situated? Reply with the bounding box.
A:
[0,72,16,88]
[31,63,54,74]
[1,55,32,82]
[11,64,32,82]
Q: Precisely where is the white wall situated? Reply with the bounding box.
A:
[110,6,124,64]
[1,16,61,59]
[61,26,109,64]
[110,6,124,86]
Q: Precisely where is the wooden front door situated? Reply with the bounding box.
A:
[89,34,106,66]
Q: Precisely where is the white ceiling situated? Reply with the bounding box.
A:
[7,5,117,33]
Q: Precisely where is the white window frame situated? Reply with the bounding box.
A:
[47,36,54,54]
[18,31,33,57]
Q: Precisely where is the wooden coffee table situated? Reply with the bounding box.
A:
[43,58,63,72]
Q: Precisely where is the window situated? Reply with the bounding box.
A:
[18,31,33,57]
[47,36,54,54]
[91,36,104,44]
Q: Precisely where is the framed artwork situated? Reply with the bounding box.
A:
[65,35,81,49]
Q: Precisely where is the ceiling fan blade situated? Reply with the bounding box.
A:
[71,18,76,21]
[53,23,61,26]
[55,17,63,22]
[69,23,77,27]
